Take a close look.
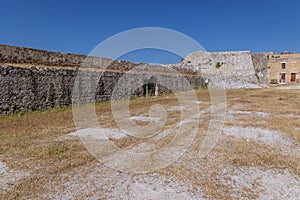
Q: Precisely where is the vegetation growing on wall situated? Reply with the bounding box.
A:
[215,62,223,69]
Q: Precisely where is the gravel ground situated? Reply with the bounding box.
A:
[69,128,127,140]
[223,126,300,157]
[45,163,205,200]
[0,161,29,190]
[220,166,300,199]
[1,88,299,199]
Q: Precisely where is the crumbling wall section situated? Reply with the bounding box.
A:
[0,44,271,115]
[182,51,269,88]
[251,53,271,84]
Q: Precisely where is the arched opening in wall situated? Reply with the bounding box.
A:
[143,76,158,97]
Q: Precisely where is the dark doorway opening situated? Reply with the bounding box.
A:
[143,83,156,96]
[281,73,286,83]
[143,76,157,97]
[291,73,296,82]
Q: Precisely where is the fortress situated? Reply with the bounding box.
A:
[0,44,275,115]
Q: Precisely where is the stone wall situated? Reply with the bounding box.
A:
[251,53,271,84]
[0,45,204,115]
[0,66,76,114]
[0,44,271,115]
[0,44,86,67]
[181,51,269,88]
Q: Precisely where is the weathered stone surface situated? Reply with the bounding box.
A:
[251,53,271,84]
[181,51,269,88]
[0,66,78,114]
[0,45,205,115]
[0,45,270,115]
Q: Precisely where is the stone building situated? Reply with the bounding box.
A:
[268,52,300,84]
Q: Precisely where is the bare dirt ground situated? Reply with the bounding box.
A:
[0,86,299,199]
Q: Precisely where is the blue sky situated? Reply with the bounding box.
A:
[1,0,299,63]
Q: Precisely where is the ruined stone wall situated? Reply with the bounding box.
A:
[0,44,271,115]
[0,44,86,67]
[251,53,271,84]
[182,51,269,88]
[0,45,204,115]
[0,65,203,115]
[0,66,76,114]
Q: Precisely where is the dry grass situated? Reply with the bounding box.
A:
[226,88,300,141]
[0,87,299,199]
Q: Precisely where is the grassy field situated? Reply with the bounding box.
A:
[0,87,299,199]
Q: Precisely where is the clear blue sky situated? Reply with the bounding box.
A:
[1,0,299,64]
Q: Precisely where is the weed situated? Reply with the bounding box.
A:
[47,143,71,155]
[215,62,223,69]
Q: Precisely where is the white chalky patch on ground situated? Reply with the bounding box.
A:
[227,110,270,118]
[128,176,205,200]
[69,128,127,140]
[177,105,214,127]
[129,143,156,153]
[230,97,241,101]
[130,115,161,122]
[295,127,300,131]
[220,167,300,199]
[152,129,175,140]
[0,161,8,173]
[191,101,204,105]
[0,161,29,190]
[165,106,186,111]
[276,85,300,89]
[45,165,205,200]
[279,113,300,118]
[227,109,300,120]
[178,114,201,126]
[223,126,300,156]
[192,101,203,104]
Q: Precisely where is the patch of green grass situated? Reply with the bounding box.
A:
[0,147,7,154]
[47,143,71,156]
[15,133,23,138]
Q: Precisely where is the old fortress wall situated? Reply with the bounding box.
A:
[0,44,270,115]
[0,45,204,115]
[181,51,269,88]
